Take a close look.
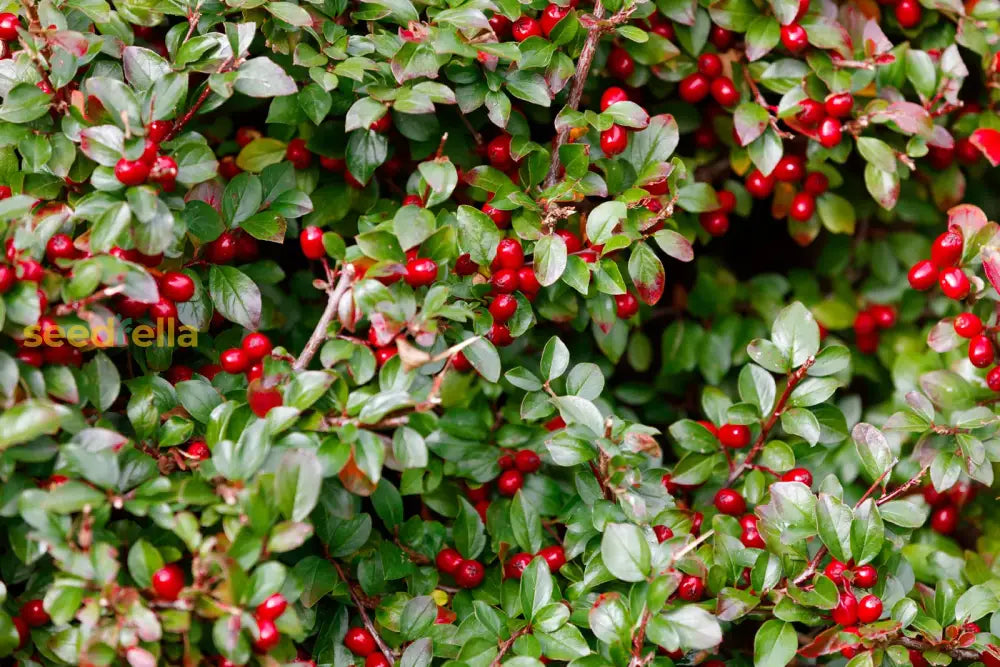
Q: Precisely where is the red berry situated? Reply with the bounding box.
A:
[780,23,808,53]
[514,449,541,473]
[600,124,628,156]
[969,335,994,368]
[895,0,921,26]
[717,190,737,213]
[517,266,541,294]
[405,258,438,287]
[487,135,513,169]
[255,593,288,621]
[797,99,824,126]
[493,238,524,270]
[928,144,955,169]
[235,126,261,147]
[910,650,929,667]
[505,552,534,579]
[219,156,242,180]
[545,416,566,431]
[556,229,583,253]
[931,505,958,534]
[678,575,704,601]
[220,348,249,374]
[205,231,238,264]
[789,192,815,221]
[455,253,478,276]
[957,136,981,165]
[286,138,311,169]
[746,169,775,198]
[854,564,877,588]
[187,440,210,460]
[854,311,877,336]
[824,92,854,118]
[653,525,674,542]
[483,202,512,228]
[713,488,745,515]
[160,271,195,302]
[320,155,346,172]
[511,16,542,41]
[817,117,842,148]
[679,73,711,104]
[858,595,883,623]
[803,171,829,195]
[242,333,272,361]
[497,469,524,496]
[375,345,398,367]
[366,654,390,667]
[149,297,178,323]
[13,616,27,649]
[455,559,486,588]
[869,304,896,329]
[489,14,512,38]
[488,322,513,347]
[489,294,518,323]
[607,47,634,79]
[0,265,14,293]
[166,365,194,384]
[939,267,970,300]
[709,25,734,49]
[369,112,392,133]
[248,384,283,417]
[539,545,566,572]
[697,53,723,78]
[45,233,76,262]
[931,229,963,268]
[114,158,150,186]
[491,268,519,293]
[466,482,490,502]
[833,592,859,626]
[452,351,473,372]
[436,548,463,574]
[344,627,377,656]
[710,76,739,106]
[151,564,184,601]
[825,559,848,585]
[741,518,766,548]
[615,292,639,318]
[781,468,813,486]
[718,423,750,448]
[985,366,1000,391]
[908,260,938,291]
[0,12,21,41]
[600,87,629,110]
[300,226,326,260]
[540,3,570,37]
[19,600,49,627]
[774,156,804,182]
[402,194,423,207]
[700,210,729,236]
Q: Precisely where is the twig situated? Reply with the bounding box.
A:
[728,357,815,483]
[331,559,395,664]
[628,610,653,667]
[53,285,126,315]
[895,636,981,661]
[457,109,483,145]
[855,466,893,507]
[293,264,355,371]
[668,529,714,566]
[876,465,930,506]
[163,57,235,142]
[490,626,532,667]
[542,0,606,188]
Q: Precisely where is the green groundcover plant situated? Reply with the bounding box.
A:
[3,0,1000,664]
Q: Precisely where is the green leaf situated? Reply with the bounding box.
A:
[850,500,884,566]
[771,302,820,368]
[586,201,627,245]
[753,620,798,667]
[235,58,298,97]
[816,494,852,562]
[456,205,504,265]
[454,497,487,559]
[851,423,895,484]
[601,523,651,582]
[510,490,543,553]
[208,265,262,330]
[276,450,322,522]
[520,557,553,619]
[0,400,60,449]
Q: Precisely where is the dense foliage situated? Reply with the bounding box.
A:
[2,0,1000,665]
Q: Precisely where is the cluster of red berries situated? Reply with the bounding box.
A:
[852,303,896,354]
[10,598,49,651]
[794,91,852,149]
[597,87,632,156]
[822,558,884,656]
[951,311,1000,381]
[114,121,178,190]
[344,627,389,667]
[744,155,830,224]
[200,229,260,265]
[504,545,567,578]
[114,260,198,330]
[907,227,969,299]
[679,52,740,108]
[219,332,273,381]
[496,448,542,496]
[435,548,486,588]
[699,188,737,237]
[923,480,974,535]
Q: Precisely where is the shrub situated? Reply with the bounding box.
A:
[0,0,999,665]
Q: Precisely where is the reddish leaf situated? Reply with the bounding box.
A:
[948,203,989,238]
[980,246,1000,297]
[971,128,1000,166]
[798,626,856,658]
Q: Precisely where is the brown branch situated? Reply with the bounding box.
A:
[876,465,930,506]
[542,0,606,188]
[331,558,395,665]
[163,57,235,142]
[294,264,355,371]
[894,636,981,662]
[728,356,815,483]
[629,610,652,665]
[490,626,532,667]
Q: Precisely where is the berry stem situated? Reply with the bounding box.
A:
[330,556,396,665]
[728,356,816,483]
[542,0,607,188]
[490,625,532,667]
[163,57,236,142]
[293,263,356,371]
